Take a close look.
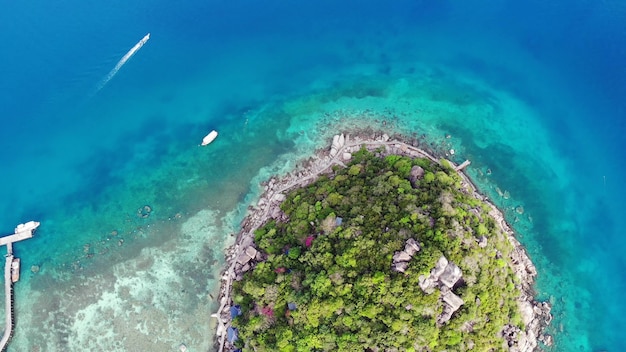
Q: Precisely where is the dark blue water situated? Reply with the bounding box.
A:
[1,1,625,350]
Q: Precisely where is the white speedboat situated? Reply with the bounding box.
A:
[201,130,218,146]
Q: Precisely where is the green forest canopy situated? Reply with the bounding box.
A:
[231,147,523,351]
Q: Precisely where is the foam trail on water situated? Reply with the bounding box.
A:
[95,33,150,92]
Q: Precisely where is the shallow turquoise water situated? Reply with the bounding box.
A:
[0,1,625,351]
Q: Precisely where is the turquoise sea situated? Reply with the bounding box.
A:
[1,1,625,351]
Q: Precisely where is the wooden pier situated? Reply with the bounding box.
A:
[455,159,471,171]
[0,221,39,352]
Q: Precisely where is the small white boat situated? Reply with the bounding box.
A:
[11,258,20,283]
[201,130,218,146]
[15,221,40,234]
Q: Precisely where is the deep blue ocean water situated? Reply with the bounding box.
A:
[1,1,625,351]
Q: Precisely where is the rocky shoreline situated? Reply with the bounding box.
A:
[213,131,552,352]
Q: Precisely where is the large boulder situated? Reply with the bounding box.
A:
[236,246,258,265]
[405,238,420,256]
[236,252,252,265]
[438,290,464,325]
[430,256,449,281]
[272,193,286,202]
[442,290,464,312]
[409,165,425,187]
[392,261,409,273]
[440,262,463,288]
[245,246,258,260]
[393,251,412,263]
[418,275,437,294]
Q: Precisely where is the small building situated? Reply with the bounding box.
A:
[227,327,239,344]
[230,305,242,319]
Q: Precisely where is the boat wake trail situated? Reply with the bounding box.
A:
[95,33,150,92]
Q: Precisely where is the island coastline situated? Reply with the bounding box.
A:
[213,130,553,352]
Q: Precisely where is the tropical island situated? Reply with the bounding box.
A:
[213,131,552,352]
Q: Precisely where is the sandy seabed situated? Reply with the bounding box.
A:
[9,208,234,352]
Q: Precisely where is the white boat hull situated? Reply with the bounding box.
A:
[201,130,218,146]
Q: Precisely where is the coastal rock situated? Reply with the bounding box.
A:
[137,205,152,218]
[535,302,552,325]
[216,321,226,337]
[240,236,254,249]
[245,246,258,260]
[502,324,522,346]
[519,301,534,326]
[270,206,282,220]
[330,134,346,157]
[236,246,256,266]
[342,152,352,161]
[538,333,553,346]
[510,246,537,277]
[510,298,552,351]
[242,263,251,272]
[272,193,286,202]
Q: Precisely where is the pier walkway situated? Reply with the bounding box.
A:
[0,221,39,352]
